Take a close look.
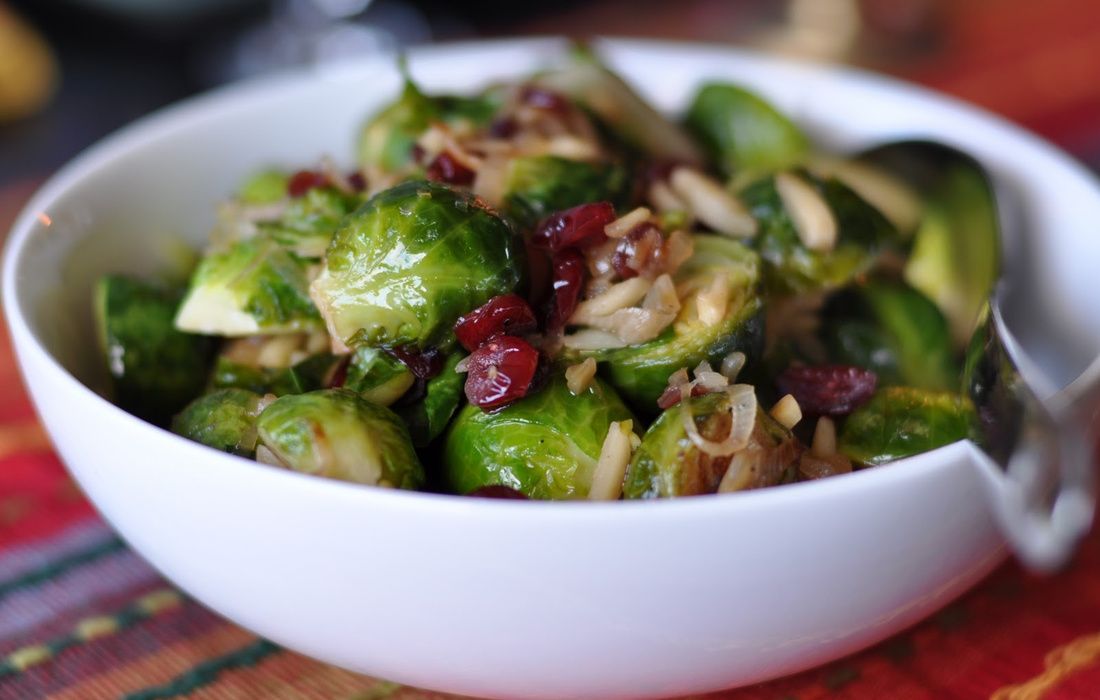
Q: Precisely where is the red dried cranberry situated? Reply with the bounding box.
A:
[519,85,569,113]
[347,171,367,192]
[546,249,586,333]
[426,151,475,186]
[656,383,709,410]
[454,294,538,352]
[532,202,617,253]
[326,355,352,389]
[388,346,444,380]
[776,365,878,416]
[287,170,330,197]
[468,485,529,499]
[489,116,518,138]
[464,336,540,410]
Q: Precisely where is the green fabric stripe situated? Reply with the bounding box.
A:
[123,639,281,700]
[0,536,126,601]
[0,591,187,679]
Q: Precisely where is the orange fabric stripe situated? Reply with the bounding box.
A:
[45,623,255,700]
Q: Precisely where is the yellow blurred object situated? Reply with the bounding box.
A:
[0,2,58,122]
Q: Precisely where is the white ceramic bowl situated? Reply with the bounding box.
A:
[5,38,1100,700]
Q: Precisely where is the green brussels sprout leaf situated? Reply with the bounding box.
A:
[258,187,361,259]
[343,347,415,406]
[502,156,628,229]
[395,352,467,446]
[237,169,290,204]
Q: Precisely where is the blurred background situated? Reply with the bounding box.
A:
[2,0,1100,190]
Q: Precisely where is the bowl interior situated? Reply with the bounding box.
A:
[7,37,1100,405]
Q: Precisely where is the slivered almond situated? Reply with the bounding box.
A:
[570,277,651,324]
[811,416,837,457]
[256,334,304,369]
[605,206,652,238]
[589,420,635,500]
[776,172,837,252]
[769,394,803,430]
[669,167,756,237]
[565,358,598,395]
[648,180,688,213]
[643,274,680,314]
[695,274,730,327]
[562,329,629,350]
[663,229,695,274]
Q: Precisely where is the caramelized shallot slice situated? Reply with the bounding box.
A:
[681,383,757,457]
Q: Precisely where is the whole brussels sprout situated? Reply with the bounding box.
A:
[685,83,809,176]
[502,155,628,228]
[567,235,763,412]
[820,279,958,391]
[172,388,264,457]
[358,79,500,176]
[838,387,976,466]
[624,390,801,498]
[175,237,321,336]
[311,180,523,350]
[443,376,636,499]
[256,389,424,488]
[740,172,895,295]
[95,275,214,424]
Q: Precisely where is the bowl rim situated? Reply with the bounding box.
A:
[3,35,1098,517]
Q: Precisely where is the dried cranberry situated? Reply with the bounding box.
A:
[454,294,538,352]
[468,485,529,499]
[776,365,878,416]
[347,171,367,192]
[464,336,540,410]
[532,202,617,253]
[426,151,475,186]
[656,383,709,410]
[519,85,569,113]
[388,346,444,380]
[287,170,330,197]
[326,355,352,389]
[489,116,518,138]
[611,224,662,280]
[546,249,586,333]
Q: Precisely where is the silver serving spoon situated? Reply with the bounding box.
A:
[860,141,1098,571]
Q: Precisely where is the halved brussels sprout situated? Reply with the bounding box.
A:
[311,180,523,350]
[395,352,466,447]
[740,172,895,294]
[858,141,999,346]
[95,275,214,424]
[172,388,264,457]
[358,78,500,175]
[258,187,361,259]
[624,391,801,498]
[685,83,809,176]
[821,279,958,391]
[342,347,415,406]
[568,235,763,411]
[502,155,628,228]
[175,237,321,336]
[443,376,636,499]
[534,47,704,166]
[838,386,976,466]
[256,389,424,488]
